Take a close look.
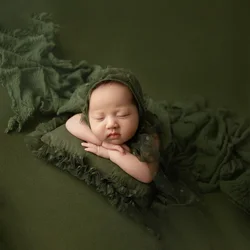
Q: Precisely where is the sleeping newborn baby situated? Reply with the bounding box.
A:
[66,67,161,183]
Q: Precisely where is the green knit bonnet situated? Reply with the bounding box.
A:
[82,67,146,124]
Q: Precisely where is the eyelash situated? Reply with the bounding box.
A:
[94,114,129,121]
[118,115,129,118]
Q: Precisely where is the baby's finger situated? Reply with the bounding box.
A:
[84,147,97,154]
[81,142,95,148]
[102,142,124,154]
[122,144,131,152]
[113,145,124,154]
[81,142,88,147]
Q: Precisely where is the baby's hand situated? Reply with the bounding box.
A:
[101,142,126,154]
[81,142,109,159]
[120,144,131,153]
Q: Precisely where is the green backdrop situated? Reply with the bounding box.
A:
[0,0,249,249]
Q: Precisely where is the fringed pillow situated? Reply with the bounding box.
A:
[25,116,156,212]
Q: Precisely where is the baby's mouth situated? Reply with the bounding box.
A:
[108,133,120,138]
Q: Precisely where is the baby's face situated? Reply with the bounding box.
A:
[88,82,139,145]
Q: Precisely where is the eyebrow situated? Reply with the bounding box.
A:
[90,111,104,115]
[91,105,130,111]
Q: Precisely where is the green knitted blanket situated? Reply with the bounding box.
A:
[1,13,250,215]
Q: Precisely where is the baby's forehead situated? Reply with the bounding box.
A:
[88,82,136,109]
[90,81,133,98]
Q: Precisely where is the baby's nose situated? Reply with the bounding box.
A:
[106,117,118,129]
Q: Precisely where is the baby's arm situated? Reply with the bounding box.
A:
[108,135,160,183]
[108,150,159,183]
[66,114,126,153]
[82,135,160,183]
[65,114,102,145]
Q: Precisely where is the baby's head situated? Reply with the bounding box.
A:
[88,81,139,144]
[82,68,146,145]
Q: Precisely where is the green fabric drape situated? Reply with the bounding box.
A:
[1,13,250,215]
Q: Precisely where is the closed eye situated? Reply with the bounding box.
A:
[117,114,129,118]
[94,117,104,121]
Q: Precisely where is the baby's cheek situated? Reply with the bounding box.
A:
[94,126,106,140]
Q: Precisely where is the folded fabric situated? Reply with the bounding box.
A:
[0,13,102,133]
[162,98,250,214]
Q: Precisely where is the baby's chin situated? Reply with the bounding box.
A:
[105,139,123,145]
[104,138,127,145]
[104,133,136,145]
